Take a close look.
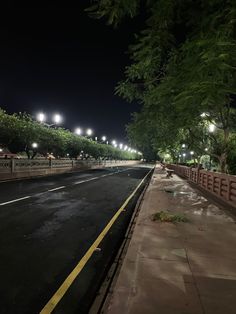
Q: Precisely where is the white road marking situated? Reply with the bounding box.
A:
[48,186,66,192]
[0,196,31,206]
[0,168,134,206]
[74,180,86,185]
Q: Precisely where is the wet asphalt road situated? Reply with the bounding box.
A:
[0,165,153,314]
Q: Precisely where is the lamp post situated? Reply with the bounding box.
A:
[75,128,82,135]
[36,112,62,127]
[209,124,215,133]
[32,142,38,149]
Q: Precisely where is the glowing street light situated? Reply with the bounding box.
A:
[32,142,38,149]
[190,151,194,155]
[112,140,116,146]
[183,153,186,157]
[37,112,46,123]
[124,145,128,151]
[0,148,3,152]
[182,144,186,148]
[119,143,123,149]
[75,128,82,135]
[205,148,208,152]
[86,129,93,136]
[209,124,215,133]
[53,114,62,124]
[101,136,107,142]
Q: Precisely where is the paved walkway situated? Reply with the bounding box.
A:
[105,165,236,314]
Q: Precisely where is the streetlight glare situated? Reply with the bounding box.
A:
[75,128,82,135]
[37,112,46,123]
[124,145,128,151]
[119,143,123,149]
[190,151,194,155]
[32,142,38,149]
[101,136,107,141]
[53,114,62,124]
[112,140,116,146]
[209,124,215,133]
[183,153,186,157]
[182,144,186,148]
[86,128,93,136]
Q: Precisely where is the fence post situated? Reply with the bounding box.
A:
[196,169,200,185]
[227,178,231,201]
[11,158,15,173]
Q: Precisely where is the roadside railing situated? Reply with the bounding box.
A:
[167,164,236,209]
[0,158,139,180]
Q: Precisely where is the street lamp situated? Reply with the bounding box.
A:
[182,144,186,148]
[86,129,93,136]
[0,148,3,152]
[32,142,38,149]
[119,143,123,149]
[190,151,194,155]
[53,114,62,125]
[209,124,215,133]
[101,136,107,142]
[112,140,116,146]
[37,112,46,123]
[75,128,82,135]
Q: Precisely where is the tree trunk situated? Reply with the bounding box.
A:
[219,153,227,173]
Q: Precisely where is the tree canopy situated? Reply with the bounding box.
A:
[0,109,140,161]
[89,0,236,173]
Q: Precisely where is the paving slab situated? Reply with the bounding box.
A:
[105,165,236,314]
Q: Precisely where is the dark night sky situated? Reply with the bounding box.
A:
[0,1,143,143]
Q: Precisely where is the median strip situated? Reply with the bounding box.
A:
[40,167,153,314]
[0,196,31,206]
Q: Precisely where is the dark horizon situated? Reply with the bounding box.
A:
[0,2,143,143]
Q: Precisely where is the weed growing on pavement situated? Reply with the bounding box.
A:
[152,211,188,223]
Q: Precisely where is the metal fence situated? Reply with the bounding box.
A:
[167,164,236,209]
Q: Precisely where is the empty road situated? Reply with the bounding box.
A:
[0,165,153,314]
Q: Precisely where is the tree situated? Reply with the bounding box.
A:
[0,108,139,161]
[89,0,236,172]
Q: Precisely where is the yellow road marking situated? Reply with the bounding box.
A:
[40,167,153,313]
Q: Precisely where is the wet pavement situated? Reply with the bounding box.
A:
[0,165,152,313]
[105,165,236,314]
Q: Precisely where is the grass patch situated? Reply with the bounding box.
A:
[152,211,188,223]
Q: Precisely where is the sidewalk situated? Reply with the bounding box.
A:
[105,165,236,314]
